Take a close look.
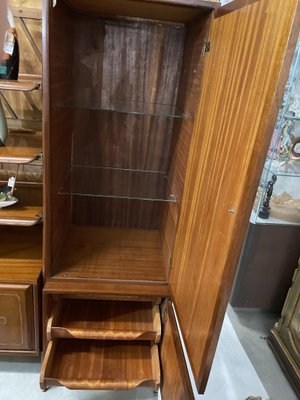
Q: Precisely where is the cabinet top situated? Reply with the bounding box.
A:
[57,0,220,24]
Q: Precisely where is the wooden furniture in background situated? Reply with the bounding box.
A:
[231,223,300,312]
[40,0,300,396]
[0,226,42,355]
[269,258,300,397]
[0,0,43,356]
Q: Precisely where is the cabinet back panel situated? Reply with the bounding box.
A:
[71,17,185,227]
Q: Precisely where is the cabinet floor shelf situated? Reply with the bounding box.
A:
[59,166,176,202]
[0,75,41,91]
[52,226,167,284]
[41,339,160,391]
[0,132,42,164]
[48,299,161,342]
[0,205,43,226]
[57,98,189,119]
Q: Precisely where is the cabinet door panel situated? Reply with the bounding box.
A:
[0,284,34,350]
[170,0,300,393]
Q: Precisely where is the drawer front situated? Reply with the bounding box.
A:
[0,284,34,350]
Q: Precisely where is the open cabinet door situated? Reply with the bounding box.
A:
[169,0,300,394]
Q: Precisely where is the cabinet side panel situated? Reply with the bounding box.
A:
[170,0,300,392]
[43,0,73,276]
[160,15,212,273]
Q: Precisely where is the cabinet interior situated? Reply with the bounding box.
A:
[46,0,214,295]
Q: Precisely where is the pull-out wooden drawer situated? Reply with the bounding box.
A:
[0,284,34,350]
[47,299,161,343]
[40,339,160,391]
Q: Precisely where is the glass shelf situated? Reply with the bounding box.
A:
[283,114,300,121]
[252,38,300,225]
[57,97,189,119]
[58,166,176,203]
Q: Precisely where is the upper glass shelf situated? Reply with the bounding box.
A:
[284,114,300,121]
[58,166,176,203]
[57,97,190,119]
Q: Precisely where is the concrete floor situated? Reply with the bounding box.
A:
[228,306,298,400]
[0,307,297,400]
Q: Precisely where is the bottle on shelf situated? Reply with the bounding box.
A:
[0,6,19,80]
[0,98,7,146]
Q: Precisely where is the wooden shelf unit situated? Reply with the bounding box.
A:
[0,75,41,92]
[0,132,42,164]
[47,299,161,342]
[41,0,300,396]
[0,204,42,226]
[41,339,160,391]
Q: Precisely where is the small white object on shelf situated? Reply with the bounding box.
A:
[0,196,18,208]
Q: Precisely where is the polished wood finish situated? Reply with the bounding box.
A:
[71,17,184,228]
[52,225,167,284]
[41,339,160,390]
[0,77,41,92]
[0,204,42,226]
[47,299,161,342]
[160,14,212,272]
[0,284,34,350]
[44,279,169,298]
[170,0,300,392]
[42,0,300,394]
[63,0,219,23]
[43,0,73,273]
[0,227,42,284]
[161,302,194,400]
[0,132,42,164]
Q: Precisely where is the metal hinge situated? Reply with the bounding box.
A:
[202,41,211,56]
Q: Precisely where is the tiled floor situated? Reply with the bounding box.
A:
[1,306,295,400]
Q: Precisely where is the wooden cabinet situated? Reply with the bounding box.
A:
[0,4,43,356]
[269,258,300,397]
[41,0,300,396]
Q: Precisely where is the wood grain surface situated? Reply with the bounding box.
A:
[48,299,161,342]
[0,204,42,226]
[170,0,300,392]
[0,226,42,284]
[0,284,34,350]
[71,17,184,228]
[41,339,160,390]
[52,225,167,283]
[43,0,73,276]
[63,0,219,23]
[1,0,43,131]
[0,132,42,163]
[0,78,41,92]
[161,302,194,400]
[44,279,169,298]
[160,14,212,274]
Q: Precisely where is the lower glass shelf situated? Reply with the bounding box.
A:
[58,166,176,202]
